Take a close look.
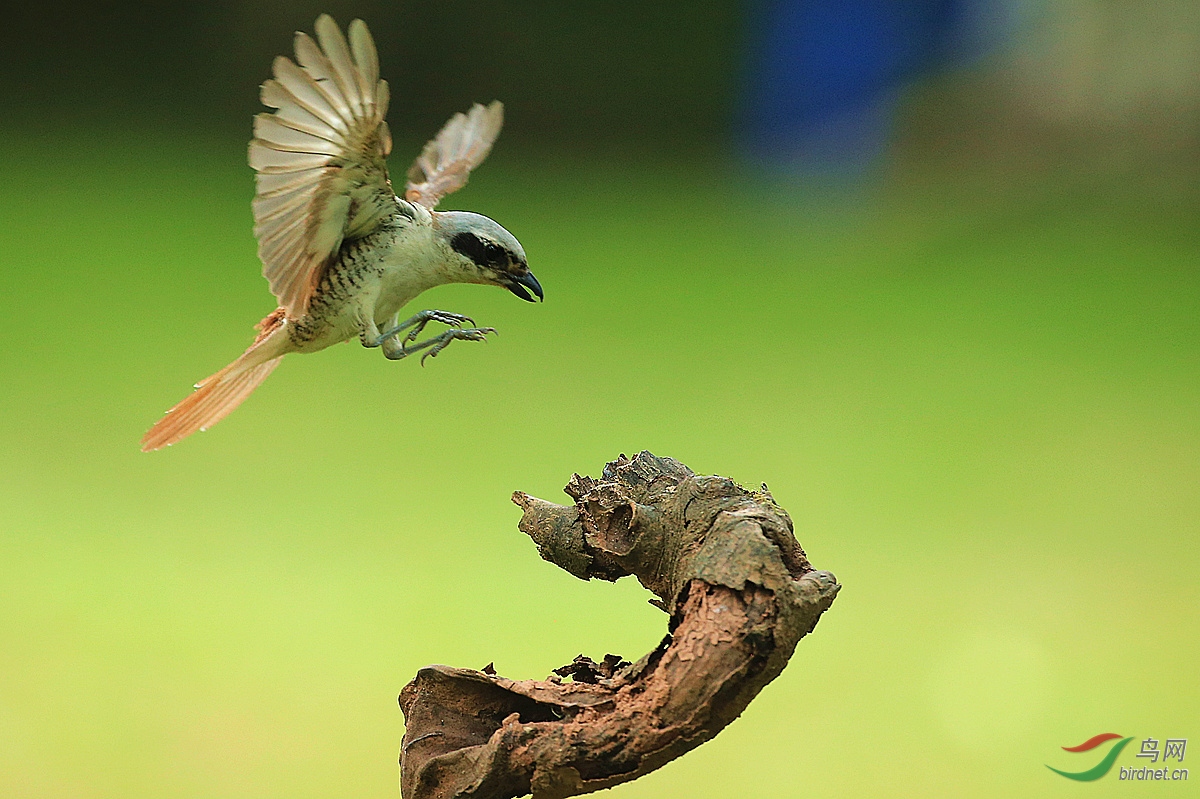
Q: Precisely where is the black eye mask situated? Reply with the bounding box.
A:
[451,232,508,268]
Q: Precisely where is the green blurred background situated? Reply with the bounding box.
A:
[1,1,1197,797]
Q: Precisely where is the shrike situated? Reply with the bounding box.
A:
[141,15,540,451]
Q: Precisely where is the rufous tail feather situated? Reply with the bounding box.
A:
[141,311,288,451]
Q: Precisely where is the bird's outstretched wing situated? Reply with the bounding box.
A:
[249,15,396,316]
[405,101,504,209]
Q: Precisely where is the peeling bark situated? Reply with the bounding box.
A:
[398,452,840,799]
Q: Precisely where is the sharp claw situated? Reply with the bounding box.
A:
[403,326,496,366]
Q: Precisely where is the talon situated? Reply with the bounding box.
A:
[375,309,484,350]
[430,310,474,328]
[389,325,495,363]
[436,311,474,327]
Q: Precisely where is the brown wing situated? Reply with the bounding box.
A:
[249,15,397,316]
[404,101,504,209]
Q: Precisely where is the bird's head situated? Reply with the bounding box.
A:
[432,211,542,302]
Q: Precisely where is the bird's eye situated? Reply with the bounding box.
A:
[451,233,508,268]
[483,242,506,265]
[450,232,487,265]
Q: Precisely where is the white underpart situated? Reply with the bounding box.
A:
[373,205,450,327]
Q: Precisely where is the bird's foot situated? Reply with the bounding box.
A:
[417,327,496,365]
[368,309,476,348]
[383,326,496,363]
[402,310,476,346]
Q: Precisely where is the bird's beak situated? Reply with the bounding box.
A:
[507,270,544,302]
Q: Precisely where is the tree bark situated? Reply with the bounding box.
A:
[398,452,840,799]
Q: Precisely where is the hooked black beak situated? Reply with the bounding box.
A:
[506,270,544,302]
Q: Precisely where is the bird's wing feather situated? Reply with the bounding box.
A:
[250,15,397,316]
[404,101,503,209]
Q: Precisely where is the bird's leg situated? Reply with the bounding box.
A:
[359,316,387,348]
[362,310,476,348]
[382,326,497,364]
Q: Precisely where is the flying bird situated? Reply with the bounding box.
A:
[141,15,540,451]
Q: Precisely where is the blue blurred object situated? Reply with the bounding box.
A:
[741,0,1016,179]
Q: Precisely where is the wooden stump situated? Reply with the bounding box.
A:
[399,452,840,799]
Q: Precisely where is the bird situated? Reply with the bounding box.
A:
[140,14,541,452]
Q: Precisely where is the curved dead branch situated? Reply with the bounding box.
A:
[398,452,840,799]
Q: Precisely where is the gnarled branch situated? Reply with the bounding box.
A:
[398,452,840,799]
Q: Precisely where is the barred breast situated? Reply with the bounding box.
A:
[286,229,393,352]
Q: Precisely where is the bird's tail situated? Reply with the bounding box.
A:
[141,310,290,451]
